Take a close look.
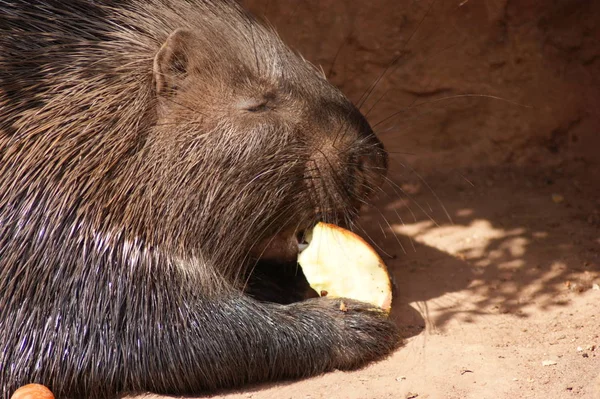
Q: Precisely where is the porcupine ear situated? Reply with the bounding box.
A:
[154,28,194,96]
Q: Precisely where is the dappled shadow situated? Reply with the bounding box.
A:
[360,163,600,333]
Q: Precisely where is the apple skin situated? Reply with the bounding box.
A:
[11,384,55,399]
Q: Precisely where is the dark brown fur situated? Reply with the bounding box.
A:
[0,1,399,398]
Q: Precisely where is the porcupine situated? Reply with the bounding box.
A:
[0,1,399,397]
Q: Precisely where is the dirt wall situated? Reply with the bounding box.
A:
[242,0,600,172]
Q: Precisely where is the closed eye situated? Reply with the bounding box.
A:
[246,101,271,113]
[238,92,277,113]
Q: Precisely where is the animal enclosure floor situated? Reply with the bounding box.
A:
[144,163,600,399]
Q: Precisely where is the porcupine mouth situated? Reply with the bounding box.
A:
[253,209,352,265]
[253,224,311,265]
[243,222,318,304]
[247,211,357,303]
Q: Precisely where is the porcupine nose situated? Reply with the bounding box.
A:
[351,119,388,206]
[304,104,388,220]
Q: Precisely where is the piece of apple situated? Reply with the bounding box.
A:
[10,384,54,399]
[298,222,392,311]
